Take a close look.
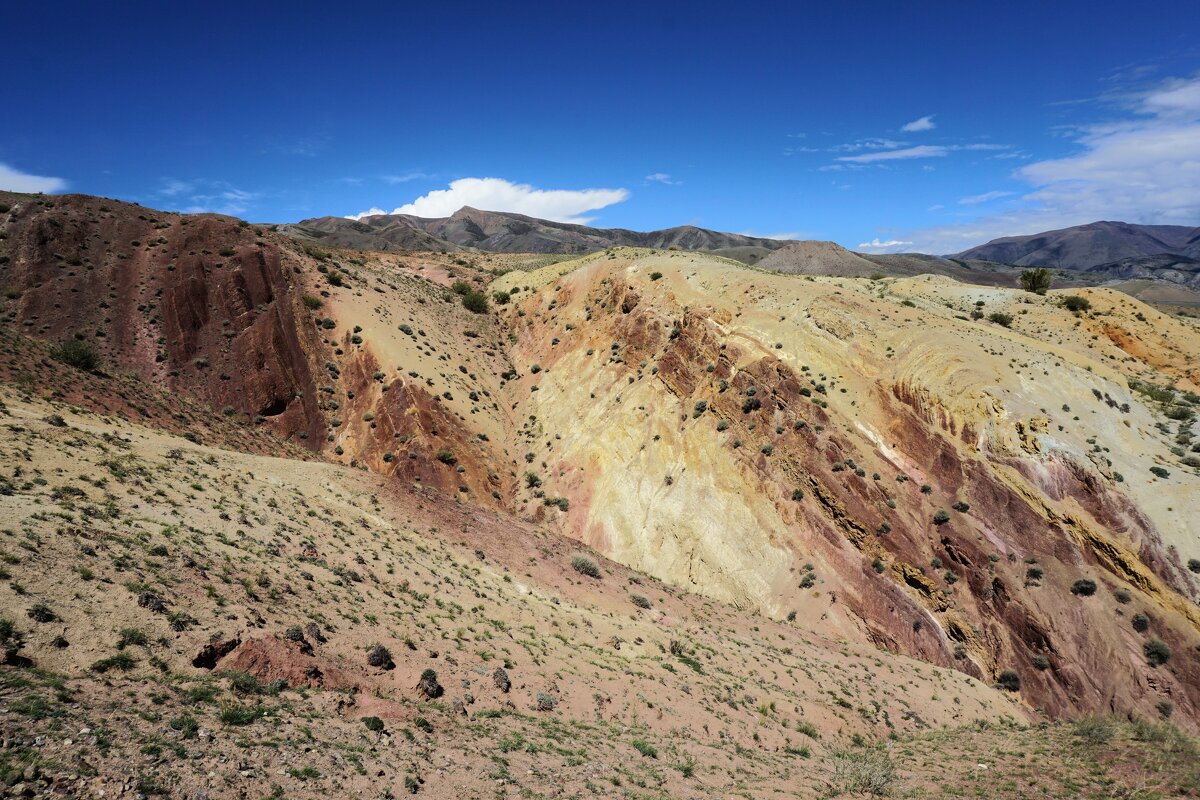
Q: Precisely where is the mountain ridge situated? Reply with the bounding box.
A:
[280,205,795,257]
[955,220,1200,270]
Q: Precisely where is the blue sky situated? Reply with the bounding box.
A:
[4,1,1198,253]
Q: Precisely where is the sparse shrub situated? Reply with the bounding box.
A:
[116,628,149,649]
[988,311,1013,327]
[1070,579,1097,596]
[571,554,600,578]
[951,501,970,512]
[1132,612,1150,633]
[997,670,1021,691]
[932,509,950,525]
[1061,295,1091,312]
[493,666,511,693]
[363,716,385,732]
[830,746,895,796]
[219,702,266,726]
[435,449,457,465]
[1031,654,1051,670]
[366,644,394,670]
[91,652,137,673]
[630,594,652,609]
[1143,638,1171,667]
[1073,715,1115,745]
[26,602,56,623]
[302,294,323,310]
[1150,466,1170,479]
[1020,268,1052,295]
[462,290,489,314]
[632,739,658,758]
[0,619,26,665]
[1188,558,1200,574]
[649,272,663,281]
[417,668,443,699]
[170,713,200,738]
[52,338,100,372]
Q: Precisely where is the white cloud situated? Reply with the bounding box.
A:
[890,72,1200,253]
[382,172,432,184]
[346,177,629,223]
[831,138,906,153]
[352,207,389,219]
[901,115,936,132]
[959,190,1014,205]
[644,172,680,185]
[838,145,948,163]
[159,179,194,197]
[738,230,807,241]
[857,238,913,251]
[0,162,67,193]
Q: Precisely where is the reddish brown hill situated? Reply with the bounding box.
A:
[1,191,325,442]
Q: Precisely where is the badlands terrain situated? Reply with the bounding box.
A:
[0,190,1199,798]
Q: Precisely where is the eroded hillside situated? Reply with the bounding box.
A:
[2,193,1200,797]
[492,249,1200,725]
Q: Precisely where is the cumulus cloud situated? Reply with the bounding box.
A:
[901,115,936,132]
[0,162,67,193]
[888,72,1200,253]
[838,145,948,163]
[959,190,1014,205]
[347,177,629,223]
[857,238,913,252]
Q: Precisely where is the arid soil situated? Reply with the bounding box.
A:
[1,191,1198,798]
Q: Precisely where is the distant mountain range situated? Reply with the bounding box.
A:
[279,210,1200,292]
[955,220,1200,268]
[281,206,790,261]
[956,221,1200,290]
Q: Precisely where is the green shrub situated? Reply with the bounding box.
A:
[91,652,137,673]
[932,509,950,525]
[571,554,600,578]
[302,294,323,310]
[988,311,1013,327]
[462,290,489,314]
[830,746,895,796]
[1143,638,1171,667]
[631,739,658,758]
[1073,715,1115,745]
[649,272,663,281]
[1020,268,1052,295]
[52,338,101,372]
[1070,579,1097,596]
[1061,295,1091,312]
[363,716,385,732]
[630,594,651,609]
[219,702,266,726]
[997,670,1021,691]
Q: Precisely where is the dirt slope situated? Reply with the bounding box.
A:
[493,249,1200,727]
[2,195,1200,797]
